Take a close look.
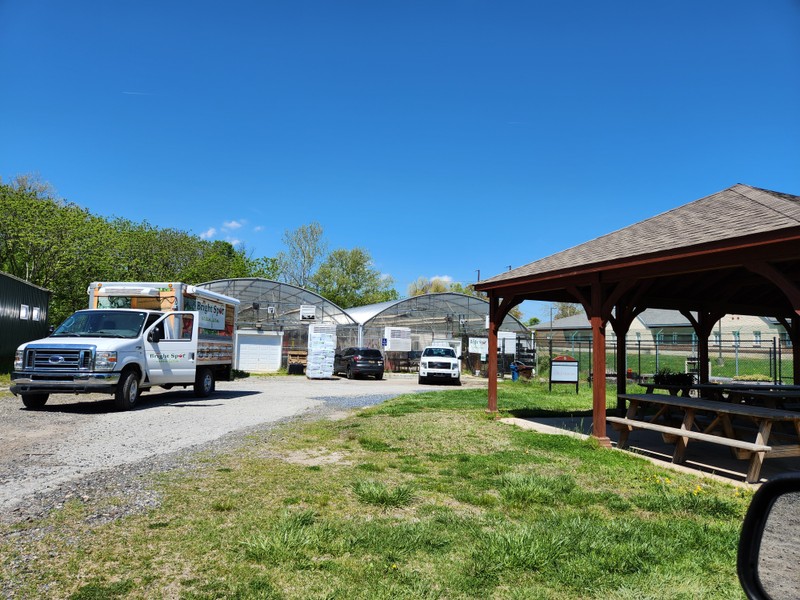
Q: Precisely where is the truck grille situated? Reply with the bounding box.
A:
[428,361,453,369]
[25,348,93,371]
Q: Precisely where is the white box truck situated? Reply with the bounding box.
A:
[11,282,239,410]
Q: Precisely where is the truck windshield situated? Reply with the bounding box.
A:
[423,347,456,358]
[51,311,147,339]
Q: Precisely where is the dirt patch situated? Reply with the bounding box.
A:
[281,449,351,466]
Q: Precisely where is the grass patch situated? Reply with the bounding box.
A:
[69,579,137,600]
[0,381,753,599]
[352,479,416,508]
[0,359,11,386]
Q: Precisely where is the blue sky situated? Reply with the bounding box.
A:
[2,1,799,320]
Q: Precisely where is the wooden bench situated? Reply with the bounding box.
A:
[611,393,800,483]
[606,416,771,453]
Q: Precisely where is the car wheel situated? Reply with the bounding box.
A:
[115,370,140,411]
[347,365,354,380]
[21,393,49,409]
[375,371,383,380]
[194,367,215,398]
[418,375,425,384]
[454,378,462,386]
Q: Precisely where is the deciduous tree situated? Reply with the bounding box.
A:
[310,248,398,308]
[276,222,327,288]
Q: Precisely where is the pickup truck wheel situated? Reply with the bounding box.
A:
[115,370,140,411]
[194,367,215,398]
[21,393,49,409]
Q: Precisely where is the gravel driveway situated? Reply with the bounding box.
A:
[0,375,474,523]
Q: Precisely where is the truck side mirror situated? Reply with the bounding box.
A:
[738,474,800,599]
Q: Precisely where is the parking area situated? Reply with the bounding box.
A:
[0,374,484,517]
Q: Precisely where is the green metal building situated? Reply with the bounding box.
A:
[0,271,51,359]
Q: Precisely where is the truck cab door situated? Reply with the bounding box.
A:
[144,312,199,385]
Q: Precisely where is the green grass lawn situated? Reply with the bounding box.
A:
[0,381,751,599]
[0,361,11,386]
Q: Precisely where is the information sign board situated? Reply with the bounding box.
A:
[549,355,580,393]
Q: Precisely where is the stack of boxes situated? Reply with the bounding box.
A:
[306,324,336,379]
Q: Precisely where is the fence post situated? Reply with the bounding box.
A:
[769,338,775,384]
[637,339,641,379]
[655,338,660,372]
[612,341,617,377]
[586,340,590,384]
[735,342,739,376]
[776,337,781,384]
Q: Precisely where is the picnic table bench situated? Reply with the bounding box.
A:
[609,393,800,483]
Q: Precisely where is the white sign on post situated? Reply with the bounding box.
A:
[550,357,580,393]
[468,337,489,355]
[551,362,579,382]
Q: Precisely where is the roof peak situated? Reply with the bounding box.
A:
[479,183,800,287]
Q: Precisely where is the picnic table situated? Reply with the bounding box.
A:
[638,381,800,406]
[609,393,800,483]
[638,382,693,396]
[690,383,800,408]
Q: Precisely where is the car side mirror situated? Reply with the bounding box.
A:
[148,329,163,344]
[738,474,800,599]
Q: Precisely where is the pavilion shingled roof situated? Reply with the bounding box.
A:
[481,184,800,285]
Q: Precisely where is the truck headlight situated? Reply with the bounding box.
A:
[95,351,117,371]
[14,349,23,370]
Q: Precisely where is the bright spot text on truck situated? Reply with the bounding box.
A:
[10,282,240,410]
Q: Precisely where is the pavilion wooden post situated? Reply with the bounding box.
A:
[609,304,644,412]
[486,294,499,414]
[778,315,800,384]
[567,282,612,446]
[486,293,524,414]
[697,312,712,384]
[793,316,800,384]
[681,310,723,384]
[589,284,611,446]
[746,261,800,384]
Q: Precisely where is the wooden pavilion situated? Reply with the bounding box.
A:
[475,184,800,446]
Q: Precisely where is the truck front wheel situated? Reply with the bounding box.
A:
[21,393,49,409]
[194,367,215,398]
[115,370,140,411]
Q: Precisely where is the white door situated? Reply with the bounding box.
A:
[144,312,199,384]
[236,331,283,372]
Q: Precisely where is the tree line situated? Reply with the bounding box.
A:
[1,175,527,325]
[0,177,276,324]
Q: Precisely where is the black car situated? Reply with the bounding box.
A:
[333,347,384,380]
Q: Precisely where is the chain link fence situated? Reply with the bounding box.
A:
[536,336,794,385]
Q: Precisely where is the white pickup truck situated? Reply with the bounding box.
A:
[418,345,461,385]
[11,282,239,410]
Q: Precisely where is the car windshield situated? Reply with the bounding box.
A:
[423,347,456,358]
[51,310,147,339]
